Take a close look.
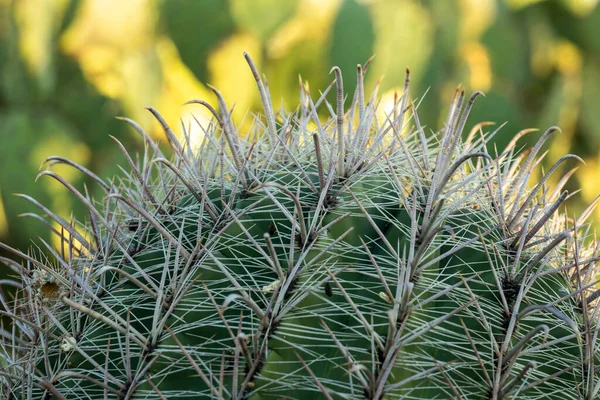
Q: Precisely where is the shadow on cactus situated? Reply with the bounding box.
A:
[1,53,600,399]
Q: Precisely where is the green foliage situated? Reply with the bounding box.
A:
[160,0,235,80]
[0,111,84,251]
[330,0,375,100]
[230,0,299,40]
[1,54,599,400]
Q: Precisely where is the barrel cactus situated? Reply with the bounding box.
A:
[1,53,600,399]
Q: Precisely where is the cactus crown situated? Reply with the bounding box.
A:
[1,53,600,400]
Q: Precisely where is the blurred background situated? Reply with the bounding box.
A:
[1,0,600,264]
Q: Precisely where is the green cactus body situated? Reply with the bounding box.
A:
[1,54,599,400]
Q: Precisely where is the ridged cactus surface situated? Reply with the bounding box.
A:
[1,54,600,399]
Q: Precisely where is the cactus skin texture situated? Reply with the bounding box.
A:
[1,53,600,400]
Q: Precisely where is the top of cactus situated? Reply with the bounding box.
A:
[1,53,599,400]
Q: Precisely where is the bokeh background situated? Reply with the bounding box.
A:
[1,0,600,264]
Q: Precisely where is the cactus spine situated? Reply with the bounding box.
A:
[1,53,600,399]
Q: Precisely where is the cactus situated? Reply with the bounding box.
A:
[1,53,600,400]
